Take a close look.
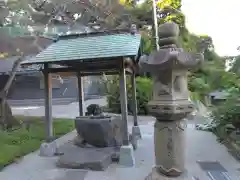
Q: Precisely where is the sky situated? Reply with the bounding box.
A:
[181,0,240,56]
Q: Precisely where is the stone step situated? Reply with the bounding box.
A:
[57,141,118,171]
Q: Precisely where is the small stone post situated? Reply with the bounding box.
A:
[139,22,203,178]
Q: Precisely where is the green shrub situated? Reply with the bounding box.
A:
[211,93,240,128]
[0,117,74,168]
[106,76,153,115]
[135,77,153,114]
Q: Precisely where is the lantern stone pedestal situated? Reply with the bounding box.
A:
[139,22,203,178]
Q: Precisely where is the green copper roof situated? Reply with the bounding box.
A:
[22,33,141,65]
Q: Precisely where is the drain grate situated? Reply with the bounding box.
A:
[207,171,232,180]
[197,161,227,172]
[197,161,232,180]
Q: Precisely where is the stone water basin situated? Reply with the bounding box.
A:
[75,115,124,148]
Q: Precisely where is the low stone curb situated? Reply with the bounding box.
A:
[223,139,240,161]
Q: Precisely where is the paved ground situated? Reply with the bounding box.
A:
[1,98,239,180]
[11,97,107,118]
[1,116,240,180]
[8,98,77,107]
[8,95,103,107]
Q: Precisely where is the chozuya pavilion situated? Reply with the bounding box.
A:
[21,28,143,167]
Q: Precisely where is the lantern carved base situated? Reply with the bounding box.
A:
[145,167,185,180]
[154,119,186,177]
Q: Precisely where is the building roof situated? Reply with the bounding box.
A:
[21,32,141,65]
[0,56,42,75]
[209,90,229,100]
[0,35,54,57]
[0,25,91,38]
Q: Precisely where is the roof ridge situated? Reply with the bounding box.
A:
[57,29,140,40]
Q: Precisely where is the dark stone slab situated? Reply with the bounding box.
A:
[75,116,123,147]
[57,141,118,171]
[56,170,87,180]
[197,161,227,172]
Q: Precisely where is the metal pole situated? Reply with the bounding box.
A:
[131,74,138,126]
[119,67,129,145]
[77,72,84,116]
[152,0,159,50]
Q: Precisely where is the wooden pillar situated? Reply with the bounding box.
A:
[119,67,129,145]
[131,73,138,126]
[43,64,53,141]
[77,72,84,116]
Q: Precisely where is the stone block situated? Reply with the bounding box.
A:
[73,135,84,147]
[56,170,88,180]
[57,142,117,171]
[119,145,135,167]
[132,125,142,139]
[75,115,123,147]
[39,141,58,157]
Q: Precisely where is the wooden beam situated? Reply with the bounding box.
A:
[43,64,53,141]
[28,56,138,75]
[50,70,119,76]
[119,66,129,146]
[131,73,138,126]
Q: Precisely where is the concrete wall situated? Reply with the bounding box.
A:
[7,75,104,100]
[39,74,63,89]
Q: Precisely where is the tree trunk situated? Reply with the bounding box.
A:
[0,56,23,130]
[0,99,20,129]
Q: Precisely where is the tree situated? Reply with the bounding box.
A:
[1,0,237,128]
[230,56,240,75]
[1,0,184,128]
[0,0,139,129]
[125,0,185,54]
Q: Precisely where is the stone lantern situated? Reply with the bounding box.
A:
[139,22,203,178]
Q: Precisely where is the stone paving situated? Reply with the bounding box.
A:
[1,115,240,180]
[1,98,239,180]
